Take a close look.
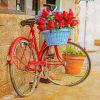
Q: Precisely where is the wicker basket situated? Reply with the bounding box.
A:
[42,28,71,46]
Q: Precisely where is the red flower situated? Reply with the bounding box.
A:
[37,25,45,31]
[58,13,63,20]
[63,11,68,19]
[59,20,65,27]
[52,13,59,21]
[71,20,78,27]
[69,9,74,18]
[48,20,55,28]
[67,18,72,24]
[55,22,59,27]
[38,17,45,25]
[53,12,63,21]
[67,9,74,20]
[46,26,50,30]
[42,9,50,18]
[64,21,69,27]
[37,9,78,32]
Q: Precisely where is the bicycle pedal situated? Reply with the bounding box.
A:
[46,53,55,59]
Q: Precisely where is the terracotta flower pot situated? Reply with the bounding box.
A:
[63,55,85,74]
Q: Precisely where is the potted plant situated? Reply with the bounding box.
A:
[37,9,78,46]
[62,47,85,74]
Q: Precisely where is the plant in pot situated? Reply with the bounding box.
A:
[62,47,86,75]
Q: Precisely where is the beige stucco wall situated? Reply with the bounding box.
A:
[60,0,75,11]
[0,13,34,97]
[94,0,100,40]
[79,0,100,50]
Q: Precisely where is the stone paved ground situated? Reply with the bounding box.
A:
[1,51,100,100]
[13,71,100,100]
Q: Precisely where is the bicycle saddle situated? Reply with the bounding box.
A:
[20,18,36,26]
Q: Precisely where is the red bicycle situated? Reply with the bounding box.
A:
[7,4,91,97]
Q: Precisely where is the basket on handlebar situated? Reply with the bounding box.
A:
[42,28,71,46]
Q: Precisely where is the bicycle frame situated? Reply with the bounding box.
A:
[8,25,65,72]
[28,25,65,71]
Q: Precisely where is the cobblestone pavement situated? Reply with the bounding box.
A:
[1,51,100,100]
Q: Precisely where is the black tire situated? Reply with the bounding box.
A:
[41,42,91,86]
[9,38,38,97]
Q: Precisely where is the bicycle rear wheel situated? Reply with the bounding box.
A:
[41,42,91,86]
[9,38,38,96]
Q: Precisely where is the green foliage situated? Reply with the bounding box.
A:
[47,15,55,20]
[63,47,84,56]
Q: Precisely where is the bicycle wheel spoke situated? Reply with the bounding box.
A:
[14,43,27,64]
[19,42,28,63]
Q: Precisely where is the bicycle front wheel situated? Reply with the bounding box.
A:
[9,38,38,97]
[41,42,91,86]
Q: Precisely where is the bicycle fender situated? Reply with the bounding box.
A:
[7,36,29,64]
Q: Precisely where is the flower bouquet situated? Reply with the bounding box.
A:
[37,9,78,45]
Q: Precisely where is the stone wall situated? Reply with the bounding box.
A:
[0,13,34,97]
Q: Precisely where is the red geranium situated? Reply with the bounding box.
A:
[42,9,50,18]
[55,22,59,27]
[52,12,62,21]
[71,20,78,27]
[59,20,65,27]
[64,21,69,27]
[37,9,78,32]
[68,9,74,19]
[52,13,60,21]
[38,17,45,25]
[46,26,50,30]
[48,20,55,28]
[67,18,72,24]
[37,25,45,31]
[63,11,68,19]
